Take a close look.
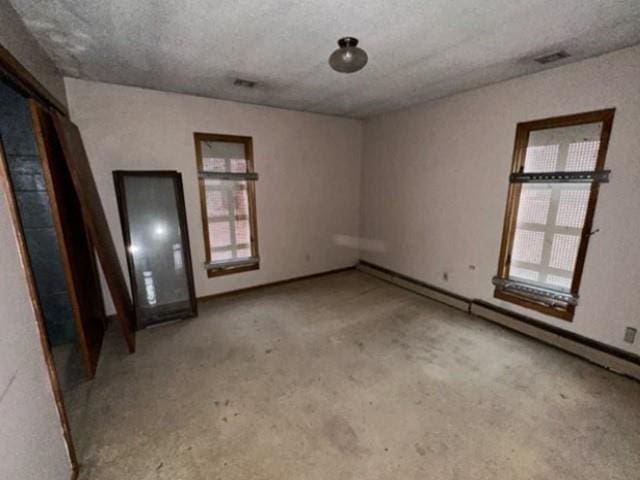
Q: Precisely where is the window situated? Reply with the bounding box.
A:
[494,109,614,320]
[194,133,259,277]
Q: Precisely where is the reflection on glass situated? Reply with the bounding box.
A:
[119,174,195,325]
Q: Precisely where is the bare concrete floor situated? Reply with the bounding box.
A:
[75,271,640,479]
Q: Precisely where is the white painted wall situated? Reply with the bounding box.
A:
[360,45,640,355]
[0,0,66,107]
[0,1,71,478]
[0,178,70,480]
[64,78,362,311]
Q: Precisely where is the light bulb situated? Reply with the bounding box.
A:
[329,37,368,74]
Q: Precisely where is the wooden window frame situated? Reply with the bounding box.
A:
[194,133,260,278]
[494,109,615,321]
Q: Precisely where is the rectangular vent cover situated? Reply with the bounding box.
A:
[233,78,256,88]
[534,51,570,64]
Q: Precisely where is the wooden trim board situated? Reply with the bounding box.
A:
[470,301,640,380]
[0,42,68,115]
[52,112,136,352]
[357,261,471,312]
[357,260,640,381]
[197,266,356,303]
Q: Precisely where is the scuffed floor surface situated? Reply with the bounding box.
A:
[75,271,640,479]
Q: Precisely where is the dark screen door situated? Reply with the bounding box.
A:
[114,171,197,327]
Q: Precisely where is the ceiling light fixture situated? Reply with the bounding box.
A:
[329,37,368,74]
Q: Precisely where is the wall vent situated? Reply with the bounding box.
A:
[534,51,570,65]
[233,78,256,88]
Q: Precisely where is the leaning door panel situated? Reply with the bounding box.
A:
[29,100,106,377]
[51,111,136,352]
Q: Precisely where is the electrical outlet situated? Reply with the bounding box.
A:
[624,327,637,344]
[443,272,449,282]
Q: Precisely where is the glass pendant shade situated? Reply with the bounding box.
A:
[329,37,368,73]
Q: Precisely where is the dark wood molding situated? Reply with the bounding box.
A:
[0,42,68,116]
[206,262,260,278]
[193,132,260,278]
[358,260,640,376]
[472,300,640,368]
[30,100,106,378]
[494,108,615,320]
[52,112,136,352]
[358,260,471,304]
[197,266,355,303]
[494,289,573,321]
[514,109,616,134]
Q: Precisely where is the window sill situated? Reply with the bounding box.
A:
[206,262,259,278]
[494,289,574,321]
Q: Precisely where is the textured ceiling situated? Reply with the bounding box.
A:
[9,0,640,118]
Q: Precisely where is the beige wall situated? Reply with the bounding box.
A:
[0,1,71,478]
[361,45,640,355]
[64,78,362,311]
[0,201,70,480]
[0,0,66,107]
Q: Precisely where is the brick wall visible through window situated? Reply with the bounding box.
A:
[195,134,259,277]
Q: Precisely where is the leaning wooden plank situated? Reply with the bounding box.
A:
[30,100,107,376]
[51,111,136,353]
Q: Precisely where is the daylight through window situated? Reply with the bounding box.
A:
[494,110,614,320]
[195,134,259,277]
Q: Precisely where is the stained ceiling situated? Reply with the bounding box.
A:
[9,0,640,118]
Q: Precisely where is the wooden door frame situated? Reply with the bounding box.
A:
[0,44,78,479]
[30,100,106,378]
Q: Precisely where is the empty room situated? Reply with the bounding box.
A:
[1,1,639,479]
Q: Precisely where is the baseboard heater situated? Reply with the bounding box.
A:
[357,261,640,381]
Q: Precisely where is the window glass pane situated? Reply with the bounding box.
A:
[555,189,589,228]
[511,229,544,264]
[201,141,247,172]
[546,274,572,290]
[204,178,252,263]
[523,145,559,172]
[212,249,233,261]
[509,267,539,282]
[523,122,602,173]
[202,157,227,172]
[206,186,229,217]
[518,188,551,224]
[230,158,247,173]
[235,219,250,245]
[566,140,599,171]
[210,221,231,248]
[548,233,580,271]
[509,183,590,292]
